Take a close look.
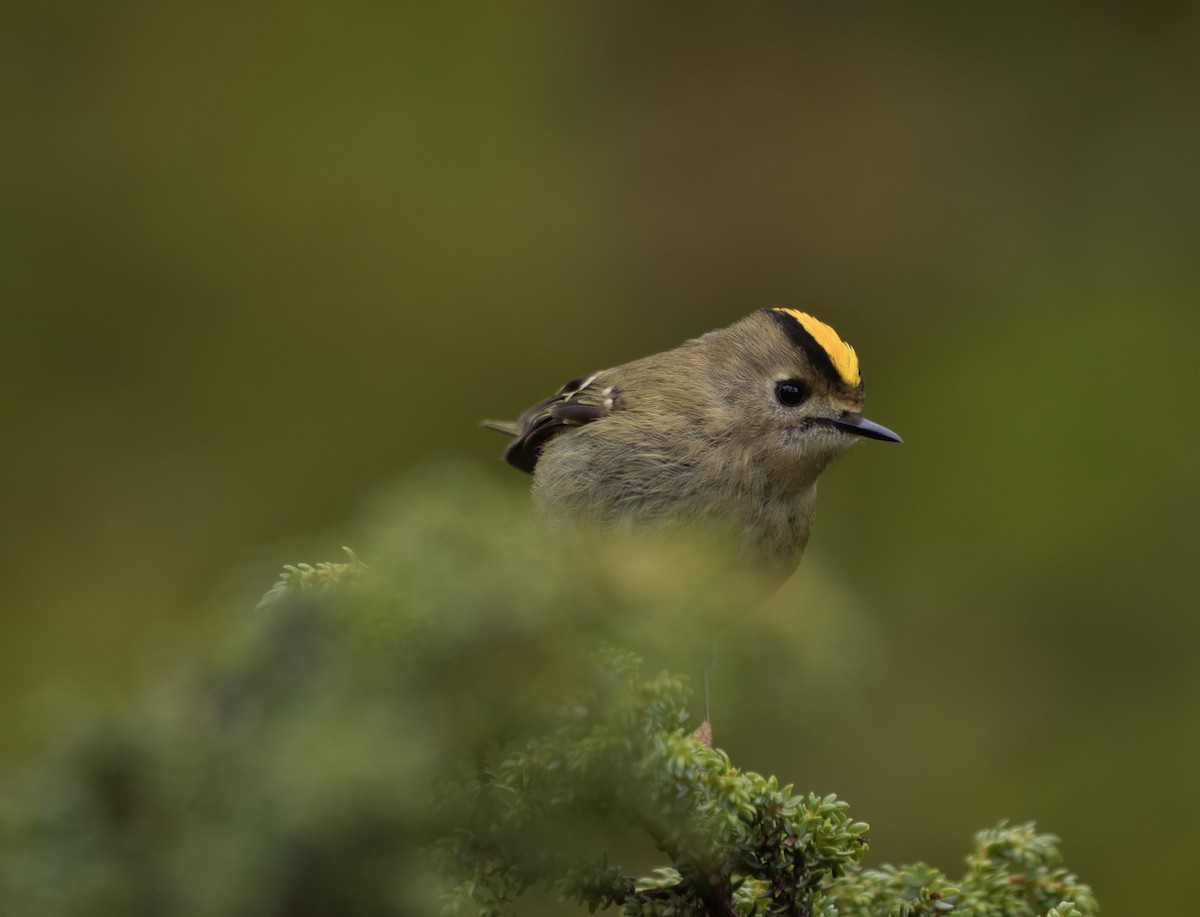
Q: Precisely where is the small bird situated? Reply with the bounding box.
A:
[484,309,901,588]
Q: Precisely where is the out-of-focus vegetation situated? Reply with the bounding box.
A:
[2,2,1198,912]
[0,472,1097,916]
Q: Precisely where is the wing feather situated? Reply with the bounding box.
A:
[483,374,621,473]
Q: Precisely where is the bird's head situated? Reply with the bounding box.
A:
[698,308,902,482]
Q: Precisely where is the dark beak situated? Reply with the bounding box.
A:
[824,412,903,443]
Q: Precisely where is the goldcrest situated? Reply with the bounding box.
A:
[485,309,900,587]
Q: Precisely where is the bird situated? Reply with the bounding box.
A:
[483,308,901,590]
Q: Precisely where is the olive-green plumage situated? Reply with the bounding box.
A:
[485,309,900,588]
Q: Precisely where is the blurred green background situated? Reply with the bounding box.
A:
[2,1,1197,911]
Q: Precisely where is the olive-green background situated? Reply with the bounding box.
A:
[3,3,1197,912]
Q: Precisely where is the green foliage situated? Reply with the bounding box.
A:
[437,645,870,916]
[0,469,1096,916]
[823,821,1097,917]
[433,644,1093,917]
[253,546,368,611]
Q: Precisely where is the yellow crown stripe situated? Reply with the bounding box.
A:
[775,309,861,387]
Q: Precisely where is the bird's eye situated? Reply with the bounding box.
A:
[774,379,810,407]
